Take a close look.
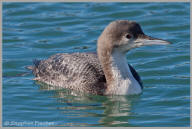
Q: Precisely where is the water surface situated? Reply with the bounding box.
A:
[3,2,190,127]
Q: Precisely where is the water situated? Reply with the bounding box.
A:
[2,2,190,127]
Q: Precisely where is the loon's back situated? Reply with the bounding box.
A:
[31,52,142,95]
[32,53,106,95]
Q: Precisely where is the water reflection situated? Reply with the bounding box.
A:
[36,82,141,126]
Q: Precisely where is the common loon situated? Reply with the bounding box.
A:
[28,20,170,95]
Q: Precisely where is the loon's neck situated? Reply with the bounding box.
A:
[101,49,142,95]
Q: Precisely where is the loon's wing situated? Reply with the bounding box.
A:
[32,53,106,95]
[128,64,143,89]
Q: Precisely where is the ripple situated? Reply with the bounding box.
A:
[3,2,190,127]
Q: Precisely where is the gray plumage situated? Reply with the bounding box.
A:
[30,52,143,95]
[32,53,107,95]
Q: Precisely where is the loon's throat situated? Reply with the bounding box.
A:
[105,49,142,95]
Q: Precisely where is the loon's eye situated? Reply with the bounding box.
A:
[126,34,132,39]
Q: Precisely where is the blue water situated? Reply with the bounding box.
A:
[3,2,190,127]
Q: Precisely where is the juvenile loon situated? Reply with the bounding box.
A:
[29,20,170,95]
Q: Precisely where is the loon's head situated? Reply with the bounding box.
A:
[98,20,171,53]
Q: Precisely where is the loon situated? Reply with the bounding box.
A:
[28,20,170,95]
